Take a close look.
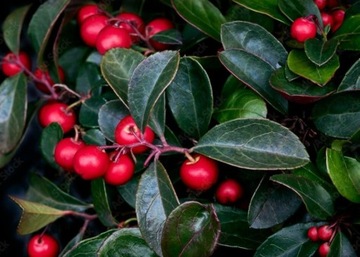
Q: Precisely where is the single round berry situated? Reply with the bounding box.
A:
[116,12,145,42]
[73,145,110,180]
[307,226,319,242]
[318,242,330,257]
[38,101,76,133]
[77,4,102,24]
[321,12,334,29]
[331,9,345,32]
[145,18,174,50]
[96,25,132,55]
[80,14,109,47]
[1,51,31,77]
[34,66,65,94]
[114,115,155,154]
[290,17,317,43]
[54,138,85,171]
[180,154,219,191]
[104,154,135,186]
[314,0,327,10]
[27,234,59,257]
[215,179,244,205]
[318,225,333,241]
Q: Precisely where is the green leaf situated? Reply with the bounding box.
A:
[311,92,360,138]
[221,21,288,69]
[120,0,146,15]
[79,96,106,128]
[167,57,213,138]
[214,204,270,250]
[161,202,220,257]
[271,174,335,219]
[101,48,145,106]
[254,223,319,257]
[326,148,360,203]
[2,4,32,53]
[287,50,340,86]
[337,58,360,92]
[91,178,118,227]
[136,161,179,256]
[193,118,309,170]
[333,14,360,39]
[148,93,166,138]
[128,50,180,132]
[10,196,66,235]
[82,129,106,145]
[64,228,157,257]
[150,29,183,45]
[248,176,302,229]
[75,62,103,95]
[219,49,288,114]
[0,74,27,154]
[328,231,357,257]
[40,122,63,169]
[278,0,321,25]
[232,0,290,25]
[28,0,71,63]
[304,38,339,66]
[59,231,84,257]
[172,0,227,41]
[117,174,141,209]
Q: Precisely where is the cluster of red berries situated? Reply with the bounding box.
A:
[307,224,335,257]
[77,3,174,55]
[27,233,59,257]
[290,0,346,42]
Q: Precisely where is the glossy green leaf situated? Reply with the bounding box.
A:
[326,148,360,203]
[59,231,85,257]
[304,38,339,66]
[75,62,103,95]
[28,0,71,63]
[287,50,340,86]
[172,0,226,41]
[278,0,321,25]
[232,0,290,25]
[149,93,166,138]
[333,14,360,39]
[311,92,360,138]
[128,50,180,132]
[215,204,270,249]
[337,58,360,92]
[40,123,63,169]
[248,176,302,229]
[91,178,118,227]
[161,202,220,257]
[221,21,288,69]
[254,223,318,257]
[117,175,141,209]
[101,48,145,106]
[219,49,288,114]
[79,96,106,128]
[10,196,66,235]
[337,34,360,51]
[167,57,213,138]
[82,129,106,145]
[193,118,309,170]
[64,228,157,257]
[150,29,183,45]
[271,174,335,219]
[2,4,31,53]
[136,161,179,256]
[0,74,27,154]
[328,231,357,257]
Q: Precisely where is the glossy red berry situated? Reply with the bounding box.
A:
[80,14,109,47]
[145,18,174,50]
[34,66,65,94]
[38,101,76,133]
[314,0,327,10]
[318,225,333,241]
[116,12,145,42]
[114,115,155,154]
[290,17,317,43]
[77,4,102,24]
[331,9,345,32]
[215,179,244,205]
[318,242,330,257]
[1,51,31,77]
[73,145,110,180]
[307,226,319,242]
[54,138,85,171]
[180,154,219,191]
[96,25,132,55]
[321,12,334,29]
[27,234,59,257]
[104,154,135,186]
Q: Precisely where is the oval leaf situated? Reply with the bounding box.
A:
[304,38,339,66]
[337,58,360,92]
[40,122,63,169]
[79,96,106,128]
[193,118,309,170]
[329,231,357,257]
[278,0,321,25]
[82,129,106,145]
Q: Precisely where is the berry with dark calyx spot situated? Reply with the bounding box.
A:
[27,234,59,257]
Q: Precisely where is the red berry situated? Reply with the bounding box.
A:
[116,12,145,42]
[80,14,109,47]
[180,154,219,191]
[96,25,132,55]
[307,226,319,242]
[318,225,333,241]
[215,179,244,205]
[321,12,334,29]
[73,145,110,180]
[104,154,135,186]
[114,115,155,154]
[54,138,85,171]
[38,101,76,133]
[318,242,330,257]
[34,66,65,94]
[331,9,345,32]
[77,4,102,24]
[290,17,317,43]
[145,18,174,50]
[314,0,327,10]
[27,234,59,257]
[1,51,31,77]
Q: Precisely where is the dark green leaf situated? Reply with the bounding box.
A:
[40,123,63,169]
[0,74,27,154]
[136,161,179,256]
[337,58,360,92]
[59,231,84,257]
[278,0,322,26]
[75,62,103,95]
[150,29,183,45]
[328,231,357,257]
[117,175,141,209]
[305,38,339,66]
[149,94,166,138]
[167,57,213,138]
[79,96,106,128]
[128,50,180,132]
[120,0,146,15]
[333,14,360,39]
[161,202,220,257]
[82,129,106,145]
[193,118,309,170]
[337,34,360,51]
